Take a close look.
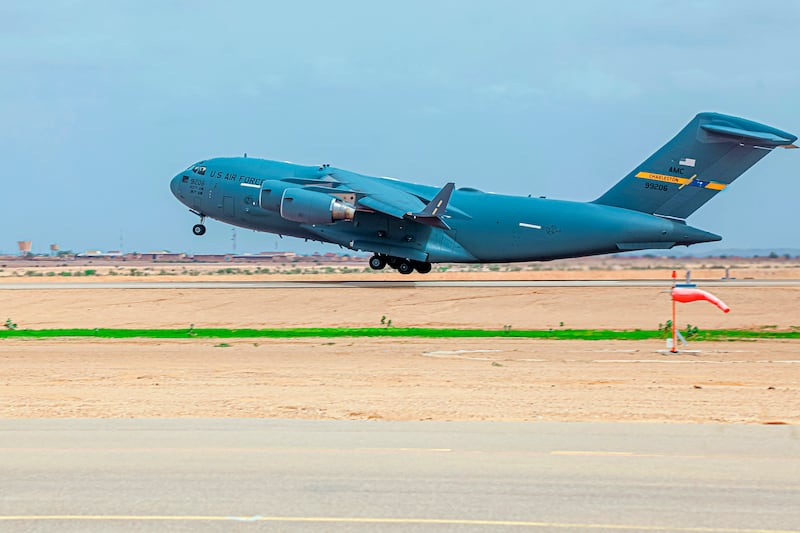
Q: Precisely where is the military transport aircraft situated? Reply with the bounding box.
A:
[170,112,796,274]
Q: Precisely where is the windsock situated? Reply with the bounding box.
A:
[671,287,730,313]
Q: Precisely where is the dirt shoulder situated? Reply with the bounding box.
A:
[2,286,798,331]
[2,268,798,423]
[1,338,797,423]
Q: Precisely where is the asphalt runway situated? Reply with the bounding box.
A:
[1,420,798,532]
[2,279,799,289]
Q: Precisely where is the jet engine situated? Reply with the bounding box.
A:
[259,180,294,212]
[280,188,355,224]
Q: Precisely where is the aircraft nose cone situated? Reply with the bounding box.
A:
[170,174,182,198]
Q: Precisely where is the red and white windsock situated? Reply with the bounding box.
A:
[671,287,730,313]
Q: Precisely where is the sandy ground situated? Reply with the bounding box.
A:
[1,267,798,423]
[1,338,798,423]
[2,285,799,330]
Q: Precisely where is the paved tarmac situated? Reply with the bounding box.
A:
[1,279,799,289]
[1,420,798,532]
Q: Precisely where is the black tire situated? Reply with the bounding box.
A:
[386,257,400,269]
[192,224,206,236]
[414,261,432,274]
[397,259,414,275]
[369,255,386,270]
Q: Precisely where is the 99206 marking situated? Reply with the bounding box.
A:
[645,182,668,192]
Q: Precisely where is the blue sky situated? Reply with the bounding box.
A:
[2,1,798,255]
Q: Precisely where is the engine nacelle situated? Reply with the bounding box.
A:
[280,188,355,225]
[259,180,294,212]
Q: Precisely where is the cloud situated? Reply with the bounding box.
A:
[551,68,642,101]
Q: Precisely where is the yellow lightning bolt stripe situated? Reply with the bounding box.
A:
[635,172,727,191]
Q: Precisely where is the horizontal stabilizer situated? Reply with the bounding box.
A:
[700,123,796,145]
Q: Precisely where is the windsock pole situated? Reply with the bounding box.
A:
[671,270,678,353]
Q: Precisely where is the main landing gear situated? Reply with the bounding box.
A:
[369,254,432,275]
[190,210,206,236]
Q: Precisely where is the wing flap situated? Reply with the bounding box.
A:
[356,195,422,219]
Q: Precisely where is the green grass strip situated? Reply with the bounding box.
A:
[0,328,798,340]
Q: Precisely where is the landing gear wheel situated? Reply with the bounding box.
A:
[397,259,414,275]
[414,261,432,274]
[369,255,387,270]
[192,224,206,236]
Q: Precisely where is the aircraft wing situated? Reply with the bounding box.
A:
[357,195,422,219]
[327,169,454,228]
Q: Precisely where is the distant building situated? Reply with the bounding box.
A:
[77,250,123,258]
[232,252,297,261]
[190,254,233,262]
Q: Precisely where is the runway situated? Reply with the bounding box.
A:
[1,279,800,289]
[1,420,798,532]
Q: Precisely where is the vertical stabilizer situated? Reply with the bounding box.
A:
[593,113,797,219]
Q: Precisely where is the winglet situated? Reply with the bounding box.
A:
[420,182,455,216]
[406,182,455,229]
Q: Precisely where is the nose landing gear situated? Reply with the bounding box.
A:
[190,210,206,236]
[368,254,432,275]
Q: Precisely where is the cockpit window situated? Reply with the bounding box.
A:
[192,166,207,175]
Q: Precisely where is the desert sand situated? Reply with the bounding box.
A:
[1,264,798,423]
[2,284,798,331]
[1,338,798,423]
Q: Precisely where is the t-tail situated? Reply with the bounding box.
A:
[593,112,797,220]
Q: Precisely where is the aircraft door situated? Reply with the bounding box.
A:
[223,196,235,218]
